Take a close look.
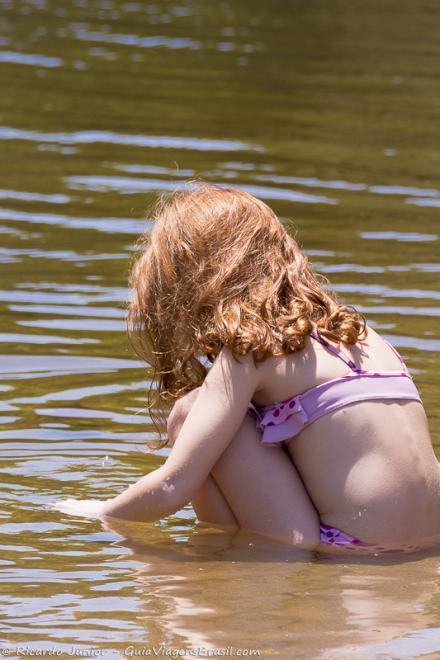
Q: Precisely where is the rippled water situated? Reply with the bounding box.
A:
[1,0,440,657]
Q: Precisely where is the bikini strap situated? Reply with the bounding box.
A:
[311,330,410,375]
[309,330,360,372]
[384,339,409,374]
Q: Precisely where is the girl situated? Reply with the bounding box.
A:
[98,181,440,552]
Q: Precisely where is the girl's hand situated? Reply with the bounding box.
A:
[47,498,112,519]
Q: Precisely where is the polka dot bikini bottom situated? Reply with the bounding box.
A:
[320,523,360,546]
[319,524,437,555]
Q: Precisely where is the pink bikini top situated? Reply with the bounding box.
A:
[248,330,422,447]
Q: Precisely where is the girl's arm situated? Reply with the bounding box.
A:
[101,346,261,522]
[167,386,239,527]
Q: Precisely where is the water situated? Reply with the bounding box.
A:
[0,0,439,657]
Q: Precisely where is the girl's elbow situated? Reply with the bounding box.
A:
[161,479,192,516]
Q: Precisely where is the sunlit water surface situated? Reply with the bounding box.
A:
[1,0,440,657]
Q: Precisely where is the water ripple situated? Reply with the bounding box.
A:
[0,333,98,345]
[10,381,147,404]
[18,319,124,332]
[66,175,337,204]
[73,28,201,50]
[370,184,439,197]
[0,355,139,375]
[407,197,440,208]
[253,173,366,191]
[35,407,147,425]
[360,231,438,242]
[9,304,126,318]
[359,305,440,317]
[252,173,440,199]
[0,126,264,152]
[0,190,69,203]
[0,248,127,263]
[382,335,440,351]
[113,163,195,177]
[0,208,151,234]
[0,51,63,67]
[332,283,440,301]
[0,428,148,442]
[0,289,125,305]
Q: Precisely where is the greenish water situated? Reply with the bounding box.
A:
[0,0,439,657]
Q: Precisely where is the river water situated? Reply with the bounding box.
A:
[1,0,440,658]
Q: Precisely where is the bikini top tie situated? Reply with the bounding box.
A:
[248,330,422,447]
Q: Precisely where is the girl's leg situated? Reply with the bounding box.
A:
[191,474,238,529]
[208,413,320,548]
[168,391,320,549]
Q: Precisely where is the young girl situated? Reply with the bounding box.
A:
[98,181,440,553]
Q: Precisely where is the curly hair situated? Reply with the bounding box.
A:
[127,180,366,448]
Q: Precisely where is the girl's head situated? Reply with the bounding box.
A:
[128,181,365,441]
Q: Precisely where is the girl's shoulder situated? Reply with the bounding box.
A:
[249,342,310,406]
[249,324,405,407]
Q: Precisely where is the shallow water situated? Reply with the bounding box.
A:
[0,0,439,657]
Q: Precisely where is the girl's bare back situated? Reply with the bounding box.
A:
[253,325,440,544]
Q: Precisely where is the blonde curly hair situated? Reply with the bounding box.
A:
[128,180,366,448]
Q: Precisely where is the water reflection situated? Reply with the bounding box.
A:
[82,518,440,657]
